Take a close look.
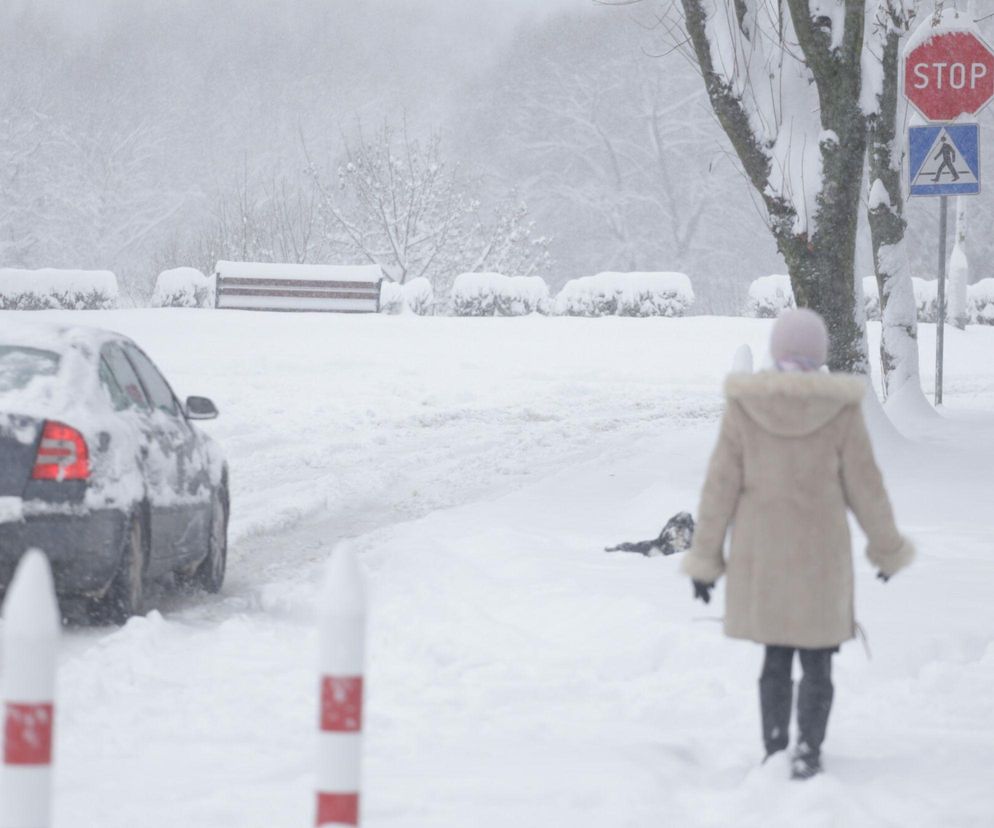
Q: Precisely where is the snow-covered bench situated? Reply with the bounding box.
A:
[214,261,385,313]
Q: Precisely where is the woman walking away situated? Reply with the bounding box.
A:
[681,308,914,780]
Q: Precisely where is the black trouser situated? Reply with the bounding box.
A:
[759,645,835,758]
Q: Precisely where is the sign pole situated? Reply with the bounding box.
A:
[936,195,948,406]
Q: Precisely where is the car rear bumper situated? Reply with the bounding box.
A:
[0,503,127,596]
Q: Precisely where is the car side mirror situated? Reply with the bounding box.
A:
[186,396,219,420]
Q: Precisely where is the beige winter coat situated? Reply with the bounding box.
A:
[681,372,914,649]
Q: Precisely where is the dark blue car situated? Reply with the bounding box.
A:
[0,320,229,622]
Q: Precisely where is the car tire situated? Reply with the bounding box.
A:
[194,486,227,593]
[93,513,146,624]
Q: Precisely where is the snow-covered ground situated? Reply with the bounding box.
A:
[2,310,993,827]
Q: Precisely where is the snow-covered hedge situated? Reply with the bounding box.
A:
[0,268,118,310]
[152,267,212,308]
[863,276,880,321]
[380,278,436,315]
[379,280,405,314]
[451,272,503,316]
[744,274,795,318]
[403,278,434,316]
[554,272,693,318]
[451,272,551,317]
[498,276,550,316]
[912,277,938,323]
[969,278,994,325]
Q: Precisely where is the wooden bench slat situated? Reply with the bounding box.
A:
[215,306,375,314]
[218,277,379,290]
[220,287,379,300]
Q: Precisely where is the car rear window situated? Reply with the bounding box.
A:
[0,346,61,392]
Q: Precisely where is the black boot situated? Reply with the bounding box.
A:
[759,646,793,760]
[790,744,822,780]
[792,648,835,780]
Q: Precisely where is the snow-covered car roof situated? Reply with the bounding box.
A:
[0,318,125,420]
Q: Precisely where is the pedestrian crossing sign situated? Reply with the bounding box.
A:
[909,123,980,197]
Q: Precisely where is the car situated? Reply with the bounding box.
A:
[0,319,228,622]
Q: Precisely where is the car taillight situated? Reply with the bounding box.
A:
[32,421,90,481]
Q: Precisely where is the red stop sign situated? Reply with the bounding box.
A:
[905,30,994,121]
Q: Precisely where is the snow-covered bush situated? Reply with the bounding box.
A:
[451,272,504,316]
[152,267,211,308]
[450,272,553,317]
[0,269,118,310]
[495,276,550,316]
[555,272,693,318]
[615,273,693,317]
[863,276,880,321]
[403,278,434,316]
[969,278,994,325]
[379,280,405,314]
[554,276,615,317]
[912,277,938,323]
[744,274,795,318]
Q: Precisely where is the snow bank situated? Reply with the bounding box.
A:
[969,278,994,325]
[451,273,551,317]
[0,269,118,311]
[743,274,795,318]
[863,276,881,321]
[6,309,994,827]
[555,272,693,318]
[152,268,212,309]
[403,278,434,316]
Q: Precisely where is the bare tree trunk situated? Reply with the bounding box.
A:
[866,4,924,401]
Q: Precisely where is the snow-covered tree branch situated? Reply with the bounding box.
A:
[310,123,550,294]
[679,0,870,372]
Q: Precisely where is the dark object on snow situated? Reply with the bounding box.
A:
[605,511,695,557]
[760,646,834,779]
[692,580,713,605]
[876,570,890,583]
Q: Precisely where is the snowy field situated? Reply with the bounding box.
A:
[2,310,993,827]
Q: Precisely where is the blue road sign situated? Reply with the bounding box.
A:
[909,123,980,197]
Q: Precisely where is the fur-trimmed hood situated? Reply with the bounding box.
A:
[725,372,865,437]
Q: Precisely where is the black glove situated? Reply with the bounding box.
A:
[876,571,890,583]
[692,580,714,604]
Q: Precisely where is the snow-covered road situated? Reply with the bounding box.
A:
[2,311,993,827]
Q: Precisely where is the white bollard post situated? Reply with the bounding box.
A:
[731,344,754,374]
[0,550,60,828]
[315,543,366,827]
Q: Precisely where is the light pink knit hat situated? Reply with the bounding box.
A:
[770,308,829,369]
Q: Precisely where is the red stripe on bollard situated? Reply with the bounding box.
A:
[4,703,54,765]
[320,676,363,732]
[316,792,359,826]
